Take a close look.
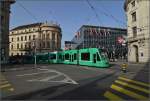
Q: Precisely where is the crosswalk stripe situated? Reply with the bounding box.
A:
[115,80,150,94]
[111,84,148,100]
[0,84,11,89]
[8,88,14,91]
[104,91,123,101]
[0,81,9,85]
[118,77,150,87]
[0,74,14,92]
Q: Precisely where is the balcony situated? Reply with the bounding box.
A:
[128,34,146,42]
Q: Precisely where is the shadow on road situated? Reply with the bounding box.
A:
[2,72,117,100]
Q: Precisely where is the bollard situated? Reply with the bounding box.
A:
[121,63,127,73]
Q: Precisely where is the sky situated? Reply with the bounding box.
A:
[10,0,127,48]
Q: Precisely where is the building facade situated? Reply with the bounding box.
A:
[0,0,15,64]
[64,41,76,50]
[9,22,62,56]
[124,0,150,63]
[71,25,127,59]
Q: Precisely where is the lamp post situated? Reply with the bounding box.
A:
[34,45,37,68]
[32,40,37,68]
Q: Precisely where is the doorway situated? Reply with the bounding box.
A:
[133,45,139,62]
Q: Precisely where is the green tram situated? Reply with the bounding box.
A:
[49,51,63,64]
[47,48,109,68]
[36,52,49,64]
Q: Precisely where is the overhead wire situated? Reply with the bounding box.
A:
[98,5,127,28]
[17,1,38,22]
[86,0,149,31]
[49,10,58,23]
[86,0,103,25]
[17,1,42,49]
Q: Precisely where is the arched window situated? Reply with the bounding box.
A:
[11,44,13,50]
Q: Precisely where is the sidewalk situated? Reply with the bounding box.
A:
[110,60,147,68]
[111,61,150,83]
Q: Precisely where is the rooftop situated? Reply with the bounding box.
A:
[10,23,42,31]
[124,0,131,11]
[10,22,61,31]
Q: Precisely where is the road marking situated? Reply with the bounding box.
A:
[58,77,78,84]
[0,74,14,92]
[0,81,9,85]
[104,91,123,101]
[0,84,11,89]
[118,77,150,87]
[111,84,148,100]
[8,88,14,91]
[38,68,78,84]
[115,80,150,94]
[16,71,51,77]
[28,74,61,82]
[18,68,78,85]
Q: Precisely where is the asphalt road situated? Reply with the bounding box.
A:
[1,63,150,100]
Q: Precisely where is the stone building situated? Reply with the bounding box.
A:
[0,0,15,64]
[9,22,62,56]
[124,0,150,63]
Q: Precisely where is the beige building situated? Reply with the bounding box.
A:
[124,0,150,63]
[0,0,15,64]
[9,22,62,56]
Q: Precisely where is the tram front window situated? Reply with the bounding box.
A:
[50,54,56,59]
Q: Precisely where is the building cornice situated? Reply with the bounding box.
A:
[10,23,42,31]
[1,0,15,4]
[81,25,127,31]
[9,29,62,36]
[10,22,61,32]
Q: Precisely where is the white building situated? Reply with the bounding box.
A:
[124,0,150,63]
[9,22,62,56]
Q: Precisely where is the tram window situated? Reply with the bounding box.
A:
[97,52,101,61]
[74,53,77,60]
[81,52,90,61]
[50,54,56,59]
[39,56,42,60]
[65,54,69,60]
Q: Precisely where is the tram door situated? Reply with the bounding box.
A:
[93,54,96,63]
[72,55,74,62]
[69,55,71,62]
